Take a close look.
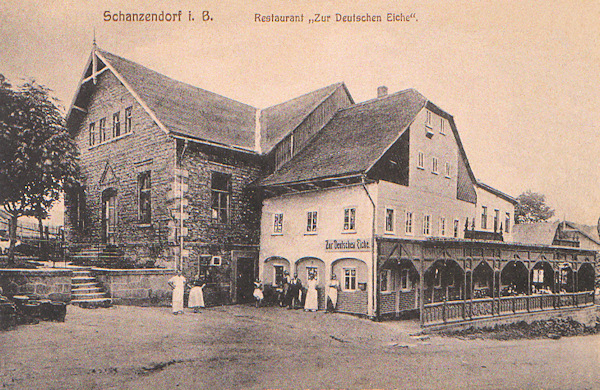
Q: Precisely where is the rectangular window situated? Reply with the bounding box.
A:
[505,212,511,233]
[344,268,356,291]
[439,217,446,236]
[481,206,488,230]
[343,207,356,232]
[445,162,451,178]
[88,122,95,146]
[210,256,221,266]
[306,211,318,233]
[434,268,442,288]
[494,209,500,232]
[400,269,410,290]
[211,172,230,224]
[273,213,283,234]
[405,211,413,234]
[423,214,431,236]
[307,266,318,281]
[417,151,424,169]
[440,118,446,135]
[138,171,151,224]
[380,270,391,292]
[425,110,432,127]
[453,219,460,238]
[533,269,544,284]
[124,106,132,134]
[99,118,106,142]
[274,265,284,286]
[112,112,120,138]
[385,208,394,233]
[432,157,439,174]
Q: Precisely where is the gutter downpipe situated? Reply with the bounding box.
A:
[179,139,188,271]
[361,175,378,320]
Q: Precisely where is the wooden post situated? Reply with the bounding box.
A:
[419,250,425,327]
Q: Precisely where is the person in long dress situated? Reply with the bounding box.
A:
[188,280,206,313]
[253,279,264,307]
[168,270,186,315]
[304,275,319,312]
[326,273,340,313]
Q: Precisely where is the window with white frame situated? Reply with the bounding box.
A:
[112,112,121,138]
[273,213,283,234]
[432,157,439,174]
[124,106,132,134]
[423,214,431,236]
[425,110,432,127]
[400,269,410,290]
[417,151,424,170]
[380,269,391,292]
[533,268,544,283]
[210,256,221,266]
[343,268,356,291]
[453,219,460,238]
[99,117,107,142]
[306,211,318,233]
[405,211,413,234]
[505,212,511,233]
[440,118,446,135]
[385,208,394,233]
[343,207,356,232]
[445,162,451,178]
[306,266,318,280]
[439,217,446,236]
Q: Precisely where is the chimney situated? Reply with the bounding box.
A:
[377,85,388,98]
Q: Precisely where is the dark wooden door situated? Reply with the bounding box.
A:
[236,257,254,303]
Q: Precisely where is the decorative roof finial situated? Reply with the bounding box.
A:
[93,28,97,48]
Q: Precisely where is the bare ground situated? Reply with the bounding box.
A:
[1,304,600,389]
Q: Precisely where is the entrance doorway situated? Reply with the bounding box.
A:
[102,188,117,244]
[236,257,255,303]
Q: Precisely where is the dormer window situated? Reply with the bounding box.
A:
[440,118,446,135]
[425,110,432,127]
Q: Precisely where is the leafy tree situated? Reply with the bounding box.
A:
[514,190,555,224]
[0,74,79,264]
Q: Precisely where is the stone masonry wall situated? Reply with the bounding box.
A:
[0,269,72,302]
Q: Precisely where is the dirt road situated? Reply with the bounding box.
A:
[1,305,599,389]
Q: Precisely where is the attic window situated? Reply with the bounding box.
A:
[112,112,121,138]
[99,118,107,142]
[425,110,432,128]
[124,107,132,134]
[440,118,446,135]
[89,122,96,146]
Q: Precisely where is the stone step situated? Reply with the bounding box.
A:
[72,292,107,299]
[72,287,104,294]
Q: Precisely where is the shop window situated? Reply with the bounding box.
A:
[343,207,356,232]
[138,171,151,224]
[211,172,230,224]
[380,269,391,292]
[89,122,95,146]
[99,118,107,142]
[481,206,488,230]
[417,151,424,169]
[423,214,431,236]
[400,269,410,290]
[505,212,511,233]
[343,268,356,291]
[124,106,132,133]
[306,211,318,233]
[405,211,413,235]
[307,266,318,280]
[533,269,544,283]
[273,213,283,234]
[274,265,284,286]
[385,208,394,233]
[112,112,120,138]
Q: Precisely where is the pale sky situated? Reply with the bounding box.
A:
[1,0,599,225]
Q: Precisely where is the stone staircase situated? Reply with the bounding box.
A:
[71,269,112,308]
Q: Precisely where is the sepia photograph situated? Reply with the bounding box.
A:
[1,0,599,388]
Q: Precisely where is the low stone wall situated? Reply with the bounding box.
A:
[0,269,72,302]
[92,268,177,306]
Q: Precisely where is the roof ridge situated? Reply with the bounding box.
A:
[97,48,257,110]
[339,88,423,111]
[262,82,344,111]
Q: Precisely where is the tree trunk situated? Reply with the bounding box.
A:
[38,216,44,261]
[7,214,18,265]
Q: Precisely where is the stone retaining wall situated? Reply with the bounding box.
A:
[92,268,176,306]
[0,269,72,302]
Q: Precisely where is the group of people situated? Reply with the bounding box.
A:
[168,269,341,314]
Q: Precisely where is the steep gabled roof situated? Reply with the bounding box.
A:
[511,221,561,246]
[564,221,600,246]
[96,50,258,150]
[259,82,353,153]
[476,181,518,204]
[261,88,478,187]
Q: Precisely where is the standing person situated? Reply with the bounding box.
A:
[188,280,206,313]
[168,270,186,315]
[281,270,291,307]
[290,273,303,309]
[304,275,319,312]
[326,273,340,313]
[253,278,264,307]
